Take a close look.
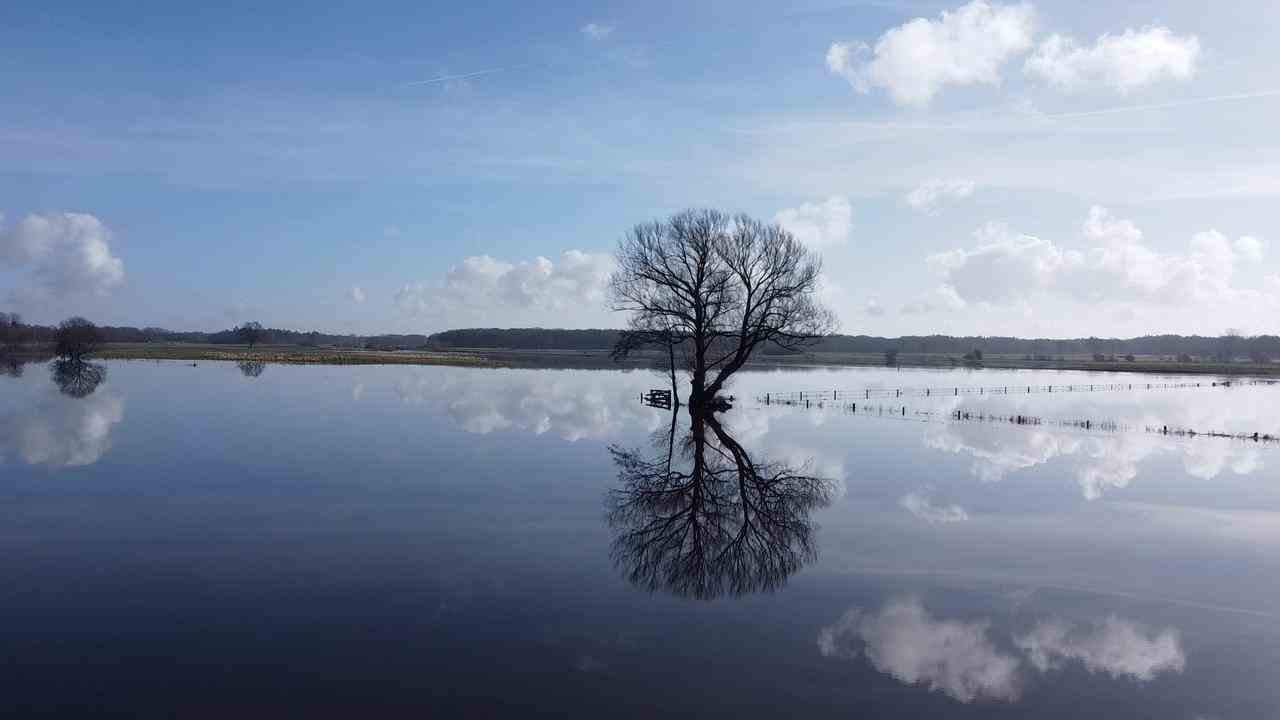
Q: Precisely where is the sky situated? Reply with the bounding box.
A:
[2,0,1279,338]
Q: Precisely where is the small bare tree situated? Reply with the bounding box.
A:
[236,321,268,349]
[609,209,835,410]
[55,317,102,360]
[1219,328,1243,363]
[0,312,20,349]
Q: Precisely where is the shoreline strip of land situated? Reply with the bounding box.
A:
[8,342,1280,377]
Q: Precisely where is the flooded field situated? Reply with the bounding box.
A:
[3,360,1280,717]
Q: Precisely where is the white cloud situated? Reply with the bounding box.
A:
[900,285,966,315]
[930,208,1274,310]
[905,178,976,212]
[349,286,367,304]
[774,196,852,250]
[864,297,886,316]
[396,249,614,326]
[1026,27,1200,93]
[581,22,614,40]
[827,1,1036,106]
[927,222,1070,305]
[901,491,970,523]
[0,212,125,301]
[1234,235,1266,263]
[819,595,1022,703]
[1015,617,1186,681]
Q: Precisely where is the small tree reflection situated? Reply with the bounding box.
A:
[237,360,266,378]
[2,355,26,378]
[607,410,835,599]
[51,359,107,398]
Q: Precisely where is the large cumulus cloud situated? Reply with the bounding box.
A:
[1,212,125,303]
[394,249,614,327]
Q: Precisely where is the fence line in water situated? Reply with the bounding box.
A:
[753,398,1280,444]
[755,379,1278,406]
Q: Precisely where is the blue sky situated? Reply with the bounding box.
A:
[3,0,1279,336]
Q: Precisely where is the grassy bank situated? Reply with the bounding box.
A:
[7,343,1280,376]
[91,343,495,367]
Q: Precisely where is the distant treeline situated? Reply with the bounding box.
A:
[424,328,1280,362]
[3,317,1277,362]
[0,316,429,350]
[804,333,1280,359]
[428,328,623,350]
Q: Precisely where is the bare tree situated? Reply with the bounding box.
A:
[0,312,22,349]
[1219,328,1243,362]
[55,317,102,360]
[236,321,268,350]
[609,209,835,410]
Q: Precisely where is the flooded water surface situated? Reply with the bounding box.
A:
[3,360,1280,717]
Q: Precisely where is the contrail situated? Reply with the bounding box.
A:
[1045,89,1280,119]
[403,67,509,87]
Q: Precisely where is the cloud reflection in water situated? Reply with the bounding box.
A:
[819,595,1186,704]
[1,386,124,468]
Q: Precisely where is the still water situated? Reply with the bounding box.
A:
[3,359,1280,717]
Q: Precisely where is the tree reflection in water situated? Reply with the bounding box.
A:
[1,355,26,378]
[51,359,108,398]
[607,409,836,599]
[237,360,266,378]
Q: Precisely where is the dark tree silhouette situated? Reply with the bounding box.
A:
[236,360,266,378]
[1219,328,1242,362]
[51,359,107,398]
[55,317,102,360]
[606,409,836,599]
[609,209,835,411]
[236,321,268,349]
[0,312,22,348]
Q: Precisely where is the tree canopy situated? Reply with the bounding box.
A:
[609,209,836,408]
